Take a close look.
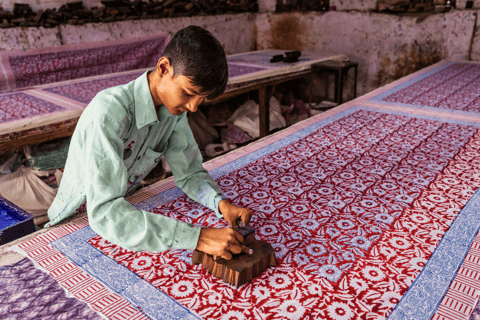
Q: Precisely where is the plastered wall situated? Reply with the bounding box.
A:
[0,0,479,102]
[256,10,476,97]
[0,13,257,55]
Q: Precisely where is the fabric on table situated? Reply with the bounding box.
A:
[9,60,480,320]
[0,34,168,92]
[369,61,480,114]
[42,72,144,104]
[87,108,480,319]
[0,92,66,124]
[0,257,102,320]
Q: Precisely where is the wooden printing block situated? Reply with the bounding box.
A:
[192,226,277,287]
[236,225,256,246]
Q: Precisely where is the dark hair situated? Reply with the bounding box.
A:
[162,25,228,100]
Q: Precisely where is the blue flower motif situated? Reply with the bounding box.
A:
[301,219,320,230]
[306,243,326,256]
[360,199,377,208]
[258,204,275,214]
[328,199,346,209]
[292,204,308,214]
[177,250,193,264]
[351,236,372,250]
[241,196,253,205]
[186,209,203,218]
[288,187,304,195]
[375,213,394,224]
[342,251,355,261]
[293,253,309,266]
[205,216,218,225]
[370,225,382,233]
[253,176,268,183]
[327,228,340,238]
[224,190,238,199]
[260,225,278,236]
[253,191,268,199]
[279,211,293,220]
[336,219,355,230]
[350,205,365,214]
[271,243,288,259]
[318,265,342,282]
[395,194,414,203]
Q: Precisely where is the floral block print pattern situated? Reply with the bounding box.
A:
[0,92,65,123]
[382,63,480,112]
[43,72,144,104]
[89,109,480,320]
[9,37,166,89]
[228,63,269,78]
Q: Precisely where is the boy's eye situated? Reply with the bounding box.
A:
[183,90,193,97]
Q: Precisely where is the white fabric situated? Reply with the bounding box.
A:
[229,96,286,138]
[0,166,60,225]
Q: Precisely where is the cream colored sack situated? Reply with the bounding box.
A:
[0,166,61,225]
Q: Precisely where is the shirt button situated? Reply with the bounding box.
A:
[155,158,160,162]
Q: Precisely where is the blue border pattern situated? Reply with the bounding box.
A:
[388,189,480,319]
[52,105,480,320]
[51,227,200,320]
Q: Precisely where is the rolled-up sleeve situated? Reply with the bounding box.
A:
[85,114,201,252]
[164,114,226,218]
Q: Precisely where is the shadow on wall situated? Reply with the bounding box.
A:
[376,41,443,87]
[270,15,305,51]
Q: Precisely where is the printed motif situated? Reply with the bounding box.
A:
[382,63,480,112]
[9,37,166,89]
[89,110,480,319]
[44,73,143,104]
[0,257,101,319]
[228,63,269,78]
[0,92,65,123]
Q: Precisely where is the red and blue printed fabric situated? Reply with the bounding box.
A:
[10,61,480,320]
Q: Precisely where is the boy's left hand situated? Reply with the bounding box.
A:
[219,199,252,229]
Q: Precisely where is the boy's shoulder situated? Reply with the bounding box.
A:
[87,81,136,122]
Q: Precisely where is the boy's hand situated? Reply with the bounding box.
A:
[196,227,252,260]
[218,199,252,229]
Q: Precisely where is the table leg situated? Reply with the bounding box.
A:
[338,69,343,105]
[259,86,270,138]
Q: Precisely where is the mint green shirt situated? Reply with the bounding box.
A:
[45,71,226,252]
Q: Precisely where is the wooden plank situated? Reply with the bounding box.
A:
[258,86,270,138]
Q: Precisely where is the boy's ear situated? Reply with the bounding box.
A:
[157,57,171,77]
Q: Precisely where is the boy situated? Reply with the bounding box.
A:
[46,25,252,260]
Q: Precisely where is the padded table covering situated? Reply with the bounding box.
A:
[8,60,480,320]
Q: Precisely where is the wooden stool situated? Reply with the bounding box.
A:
[312,60,358,105]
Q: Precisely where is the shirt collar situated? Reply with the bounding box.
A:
[134,71,175,129]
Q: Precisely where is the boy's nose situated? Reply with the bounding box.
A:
[186,97,204,112]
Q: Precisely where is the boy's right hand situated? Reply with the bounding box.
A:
[196,227,252,260]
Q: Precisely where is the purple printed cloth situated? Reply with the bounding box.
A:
[0,257,102,320]
[0,34,168,92]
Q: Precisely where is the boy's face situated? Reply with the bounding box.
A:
[148,57,206,116]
